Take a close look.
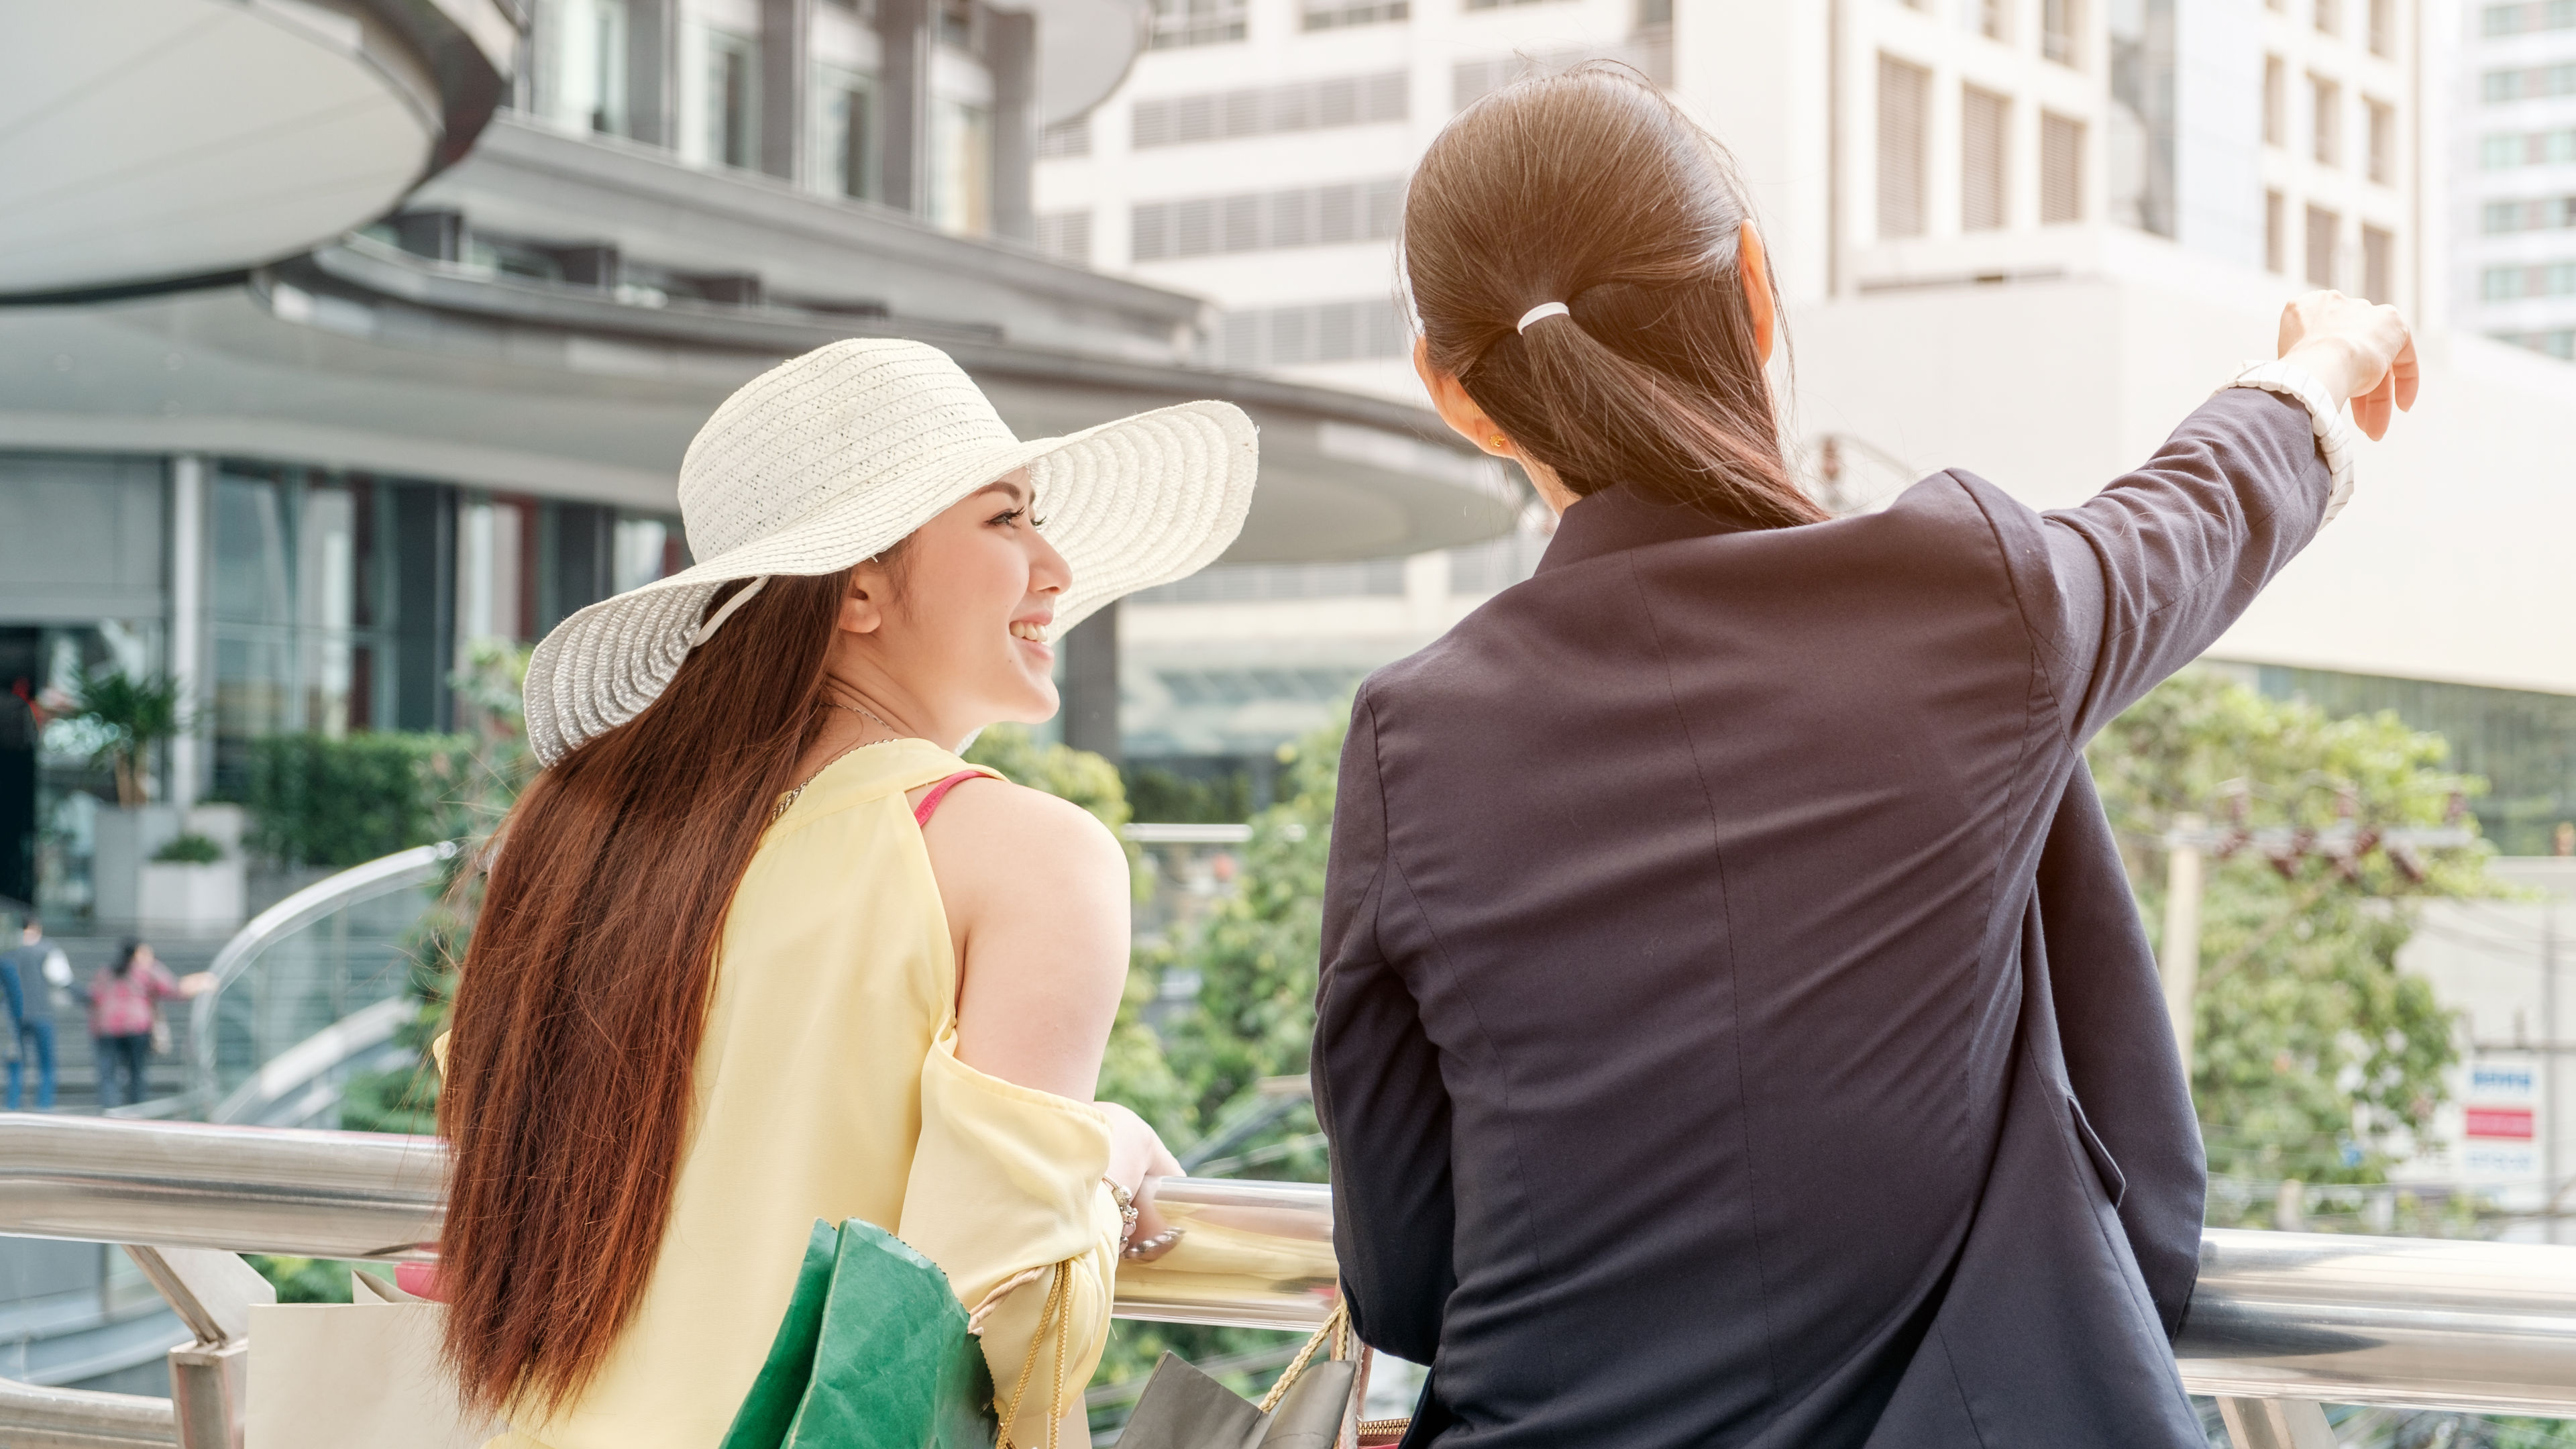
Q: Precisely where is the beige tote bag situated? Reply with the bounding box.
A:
[246,1271,504,1449]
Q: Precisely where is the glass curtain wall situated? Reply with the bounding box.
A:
[207,466,412,794]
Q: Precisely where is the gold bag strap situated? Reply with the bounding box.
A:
[996,1258,1078,1449]
[1256,1298,1353,1415]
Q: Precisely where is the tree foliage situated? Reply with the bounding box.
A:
[2086,673,2489,1196]
[58,666,184,806]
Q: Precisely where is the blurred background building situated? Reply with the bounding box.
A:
[0,0,1516,928]
[1042,0,2575,856]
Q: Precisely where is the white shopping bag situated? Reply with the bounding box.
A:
[246,1271,504,1449]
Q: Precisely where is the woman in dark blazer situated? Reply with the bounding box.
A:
[1310,65,2418,1449]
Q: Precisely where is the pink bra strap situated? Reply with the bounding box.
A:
[914,770,987,828]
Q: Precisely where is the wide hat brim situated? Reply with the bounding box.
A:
[522,399,1256,766]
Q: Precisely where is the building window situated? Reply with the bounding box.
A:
[1040,117,1091,158]
[2314,0,2339,33]
[2304,205,2337,286]
[1876,55,1929,239]
[2485,195,2576,231]
[2265,189,2286,272]
[1975,0,2008,39]
[818,69,878,201]
[2484,1,2576,33]
[1962,85,2009,231]
[612,515,686,594]
[704,29,759,170]
[936,0,978,49]
[2483,127,2576,167]
[2310,76,2339,166]
[1132,178,1403,261]
[927,99,993,236]
[1036,211,1091,265]
[1148,0,1247,48]
[2041,111,2084,222]
[2042,0,2080,66]
[2361,224,2392,303]
[550,0,630,136]
[2494,327,2576,358]
[2368,0,2393,54]
[2263,57,2285,147]
[2365,98,2393,184]
[1303,0,1407,25]
[1204,299,1409,369]
[2485,63,2576,103]
[2483,261,2576,299]
[1133,72,1407,148]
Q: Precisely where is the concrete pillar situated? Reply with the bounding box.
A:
[877,0,932,214]
[761,0,812,184]
[1061,602,1120,764]
[167,455,206,810]
[987,6,1037,242]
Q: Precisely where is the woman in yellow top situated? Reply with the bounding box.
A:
[433,339,1258,1448]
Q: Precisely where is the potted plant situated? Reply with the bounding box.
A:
[54,667,209,927]
[138,824,248,933]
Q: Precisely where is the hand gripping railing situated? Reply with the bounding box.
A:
[6,1118,2576,1448]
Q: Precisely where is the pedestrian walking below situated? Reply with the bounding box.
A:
[86,940,211,1110]
[3,917,68,1110]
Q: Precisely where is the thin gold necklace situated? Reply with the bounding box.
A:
[773,698,912,822]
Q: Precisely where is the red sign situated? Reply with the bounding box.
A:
[2466,1107,2536,1140]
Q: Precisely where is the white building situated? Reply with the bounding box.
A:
[1046,0,2573,841]
[1054,0,2576,1214]
[2449,0,2576,358]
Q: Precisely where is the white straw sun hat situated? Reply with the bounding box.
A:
[521,338,1257,766]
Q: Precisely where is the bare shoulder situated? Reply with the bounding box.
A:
[918,776,1128,898]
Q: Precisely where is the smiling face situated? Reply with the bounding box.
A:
[824,469,1069,746]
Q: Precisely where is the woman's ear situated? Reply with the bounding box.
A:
[840,565,889,635]
[1739,221,1777,366]
[1413,336,1515,458]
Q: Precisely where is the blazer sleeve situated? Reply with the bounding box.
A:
[1311,688,1456,1365]
[1965,386,2337,745]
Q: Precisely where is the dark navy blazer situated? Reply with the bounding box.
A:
[1312,388,2334,1448]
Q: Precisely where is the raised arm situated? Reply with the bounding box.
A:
[1312,691,1457,1364]
[1985,292,2417,743]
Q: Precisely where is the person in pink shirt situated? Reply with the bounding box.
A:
[86,941,211,1109]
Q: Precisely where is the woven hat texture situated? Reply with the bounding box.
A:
[522,338,1257,765]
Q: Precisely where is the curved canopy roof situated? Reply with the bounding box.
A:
[0,0,515,301]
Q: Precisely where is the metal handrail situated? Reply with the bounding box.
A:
[7,1118,2576,1423]
[184,842,460,1108]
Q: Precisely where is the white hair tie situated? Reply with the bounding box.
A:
[1517,301,1570,333]
[691,576,771,645]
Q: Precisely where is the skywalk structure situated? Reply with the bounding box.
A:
[0,0,1513,1396]
[0,0,1519,920]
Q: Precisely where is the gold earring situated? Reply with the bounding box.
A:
[1490,434,1509,450]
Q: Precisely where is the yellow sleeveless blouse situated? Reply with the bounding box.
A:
[484,739,1123,1448]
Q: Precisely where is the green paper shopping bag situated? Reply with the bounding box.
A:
[718,1218,1001,1449]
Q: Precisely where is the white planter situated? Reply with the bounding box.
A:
[90,804,182,926]
[94,803,250,932]
[137,859,247,933]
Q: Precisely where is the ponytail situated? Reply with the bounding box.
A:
[1403,63,1827,529]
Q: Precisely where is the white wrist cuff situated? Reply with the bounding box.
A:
[2219,358,2356,524]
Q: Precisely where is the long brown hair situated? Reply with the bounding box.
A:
[1403,63,1827,529]
[437,570,852,1415]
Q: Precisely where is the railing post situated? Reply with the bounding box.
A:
[2216,1397,2334,1449]
[123,1245,274,1449]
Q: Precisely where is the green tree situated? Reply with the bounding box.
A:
[2087,674,2489,1200]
